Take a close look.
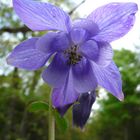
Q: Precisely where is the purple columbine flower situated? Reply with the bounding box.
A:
[7,0,138,127]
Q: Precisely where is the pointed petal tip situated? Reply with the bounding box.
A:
[6,56,11,65]
[6,55,15,66]
[118,92,124,101]
[73,122,85,129]
[132,2,138,11]
[56,103,72,117]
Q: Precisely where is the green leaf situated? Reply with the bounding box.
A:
[28,101,49,112]
[54,110,68,132]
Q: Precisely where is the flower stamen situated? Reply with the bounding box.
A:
[64,45,82,65]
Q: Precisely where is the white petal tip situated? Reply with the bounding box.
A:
[118,92,124,101]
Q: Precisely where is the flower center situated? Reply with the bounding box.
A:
[64,45,82,65]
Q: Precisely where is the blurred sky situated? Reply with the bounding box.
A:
[75,0,140,51]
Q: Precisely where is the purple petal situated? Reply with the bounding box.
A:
[36,32,70,53]
[13,0,71,32]
[73,91,96,128]
[72,58,97,93]
[79,40,113,67]
[7,38,50,70]
[72,19,99,36]
[42,54,70,88]
[88,3,138,42]
[80,41,113,67]
[91,61,124,101]
[52,69,80,107]
[70,28,87,45]
[95,42,113,67]
[51,32,70,52]
[79,40,99,61]
[36,32,58,53]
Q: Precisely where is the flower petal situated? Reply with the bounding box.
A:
[36,32,58,53]
[70,28,87,45]
[7,38,50,70]
[91,61,124,101]
[80,41,113,67]
[95,42,113,67]
[73,91,96,128]
[36,32,70,53]
[51,32,70,52]
[52,69,80,108]
[13,0,71,32]
[42,54,70,88]
[79,40,99,61]
[88,3,138,42]
[73,18,99,36]
[72,58,97,93]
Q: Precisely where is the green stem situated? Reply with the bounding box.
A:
[49,91,55,140]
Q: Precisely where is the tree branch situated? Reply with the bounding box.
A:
[0,26,30,34]
[68,0,86,15]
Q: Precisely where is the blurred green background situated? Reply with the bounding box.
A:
[0,0,140,140]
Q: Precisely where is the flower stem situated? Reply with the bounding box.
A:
[49,91,55,140]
